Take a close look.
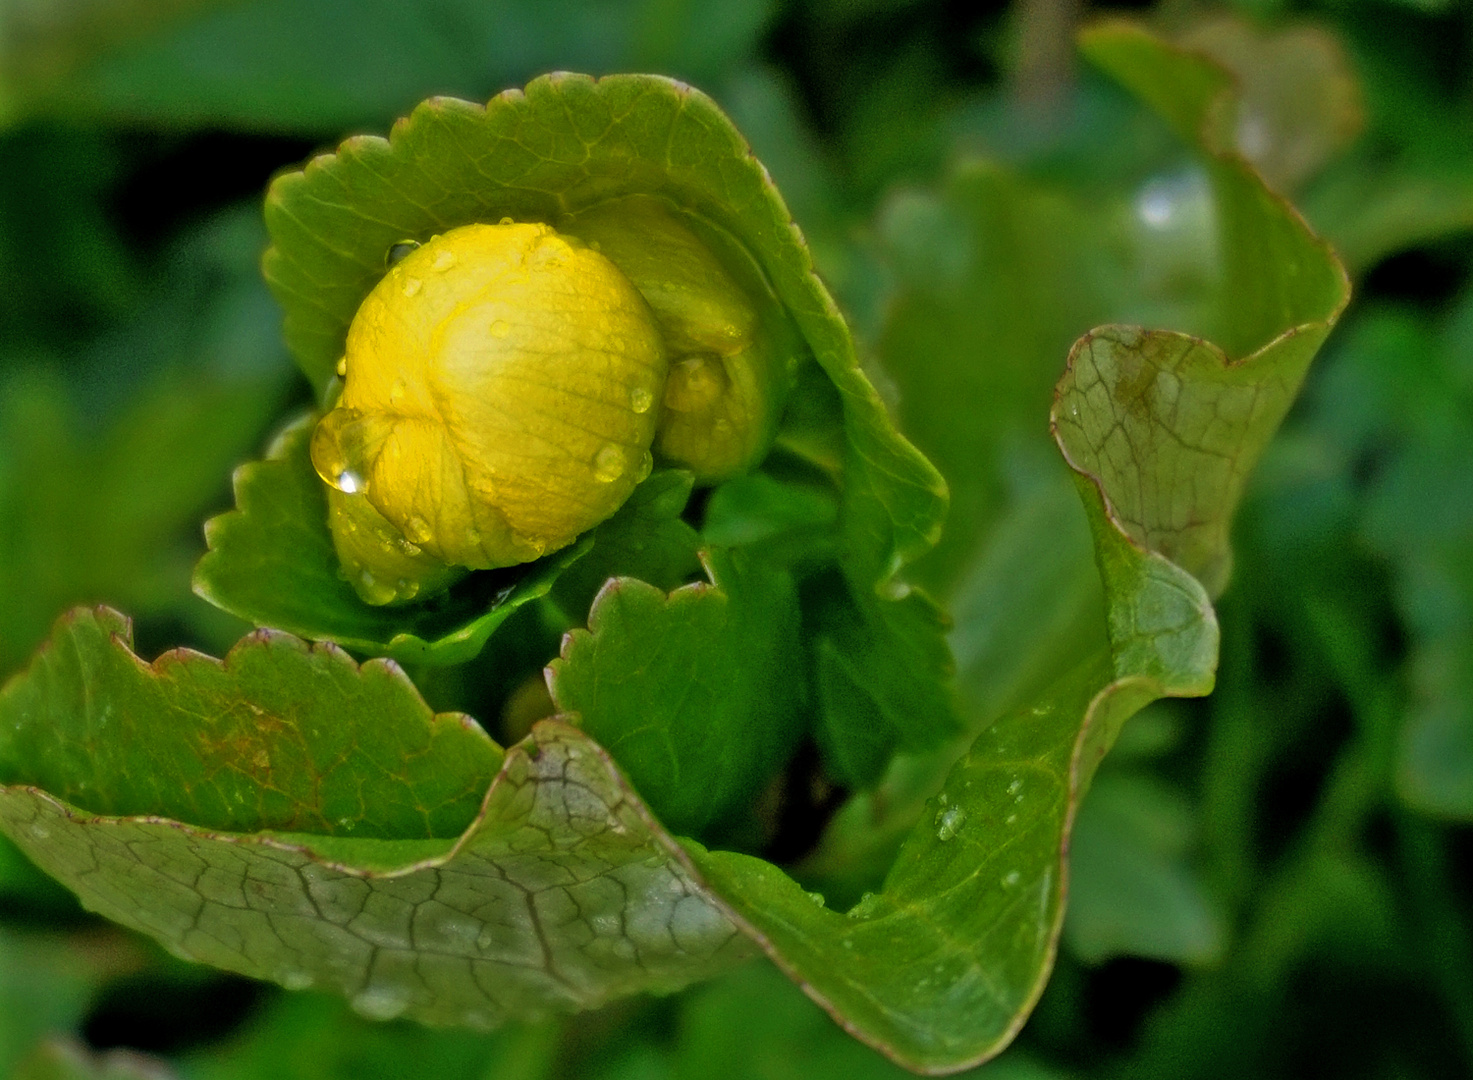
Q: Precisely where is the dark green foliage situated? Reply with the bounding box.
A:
[0,1,1470,1078]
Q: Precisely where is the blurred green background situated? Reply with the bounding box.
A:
[1,0,1472,1077]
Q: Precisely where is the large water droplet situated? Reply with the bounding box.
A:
[311,407,393,495]
[593,444,624,483]
[351,985,411,1021]
[629,387,653,414]
[385,240,420,268]
[490,319,511,339]
[401,276,422,298]
[934,804,967,842]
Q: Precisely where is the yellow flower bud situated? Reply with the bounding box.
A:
[311,222,668,597]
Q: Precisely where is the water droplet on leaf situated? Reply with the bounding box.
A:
[351,986,411,1021]
[934,805,967,841]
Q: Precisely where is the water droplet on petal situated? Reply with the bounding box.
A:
[385,240,420,267]
[388,379,407,404]
[401,276,422,297]
[430,249,457,272]
[312,407,395,496]
[934,805,967,842]
[635,449,653,483]
[490,319,511,338]
[405,516,433,544]
[593,444,624,483]
[336,357,348,377]
[499,216,514,226]
[629,387,653,414]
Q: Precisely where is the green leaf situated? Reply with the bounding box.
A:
[19,0,775,133]
[548,548,804,836]
[0,929,144,1079]
[1063,772,1225,965]
[547,470,702,625]
[812,583,962,789]
[0,362,285,675]
[680,26,1349,1072]
[0,607,502,838]
[260,72,943,593]
[182,992,559,1080]
[674,961,1069,1080]
[193,415,583,667]
[0,721,752,1027]
[11,1040,175,1080]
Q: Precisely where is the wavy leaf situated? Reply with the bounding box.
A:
[549,548,804,837]
[0,715,751,1027]
[0,607,502,839]
[681,25,1349,1073]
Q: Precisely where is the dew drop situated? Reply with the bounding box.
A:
[312,407,394,495]
[336,357,348,377]
[278,970,314,991]
[629,386,653,414]
[385,240,421,267]
[806,891,826,908]
[351,985,411,1021]
[490,319,511,338]
[593,444,624,483]
[934,805,967,842]
[388,379,407,404]
[1003,870,1021,888]
[430,249,457,272]
[635,449,653,483]
[1007,779,1023,796]
[499,216,514,226]
[401,276,423,298]
[404,516,433,544]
